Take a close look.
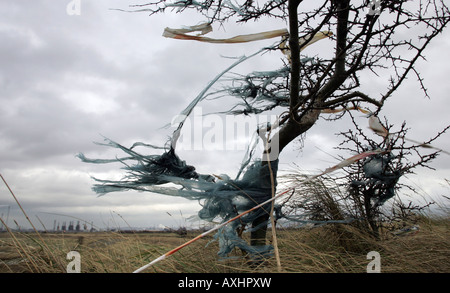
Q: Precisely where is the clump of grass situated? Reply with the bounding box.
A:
[0,216,448,273]
[1,172,448,273]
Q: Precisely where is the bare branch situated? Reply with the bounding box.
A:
[322,91,382,108]
[288,0,302,118]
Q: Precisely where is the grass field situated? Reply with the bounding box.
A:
[1,216,448,273]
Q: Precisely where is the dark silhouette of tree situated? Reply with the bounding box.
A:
[89,0,449,252]
[336,115,448,238]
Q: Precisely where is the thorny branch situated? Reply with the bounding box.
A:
[119,0,450,249]
[125,0,449,123]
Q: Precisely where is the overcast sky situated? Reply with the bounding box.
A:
[0,0,449,231]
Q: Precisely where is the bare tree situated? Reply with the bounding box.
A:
[81,0,450,255]
[337,115,448,237]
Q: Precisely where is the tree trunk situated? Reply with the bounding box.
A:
[249,0,351,248]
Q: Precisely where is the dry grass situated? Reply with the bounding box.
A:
[1,216,448,273]
[273,217,449,273]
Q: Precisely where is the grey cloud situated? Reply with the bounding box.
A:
[0,1,449,231]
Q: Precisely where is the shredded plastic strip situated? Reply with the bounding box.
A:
[163,25,289,43]
[133,187,292,273]
[162,22,332,51]
[169,46,272,149]
[132,149,385,273]
[317,149,387,177]
[369,115,449,154]
[279,31,333,61]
